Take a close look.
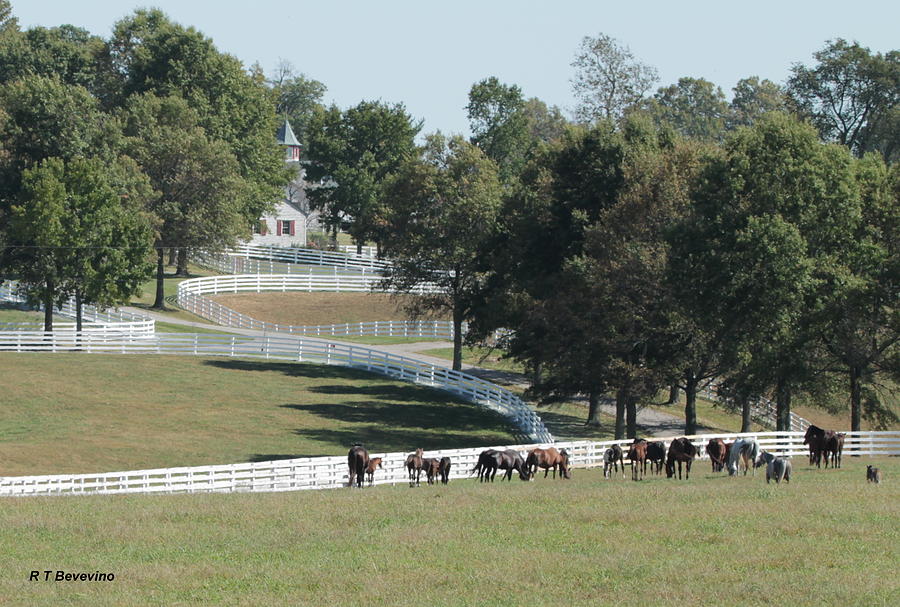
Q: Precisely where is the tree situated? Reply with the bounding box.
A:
[728,77,787,129]
[641,77,729,142]
[787,39,899,158]
[0,25,105,90]
[382,135,502,370]
[304,100,421,252]
[121,94,252,309]
[466,77,531,185]
[0,0,17,35]
[9,157,154,331]
[521,97,569,145]
[570,33,658,123]
[268,60,326,151]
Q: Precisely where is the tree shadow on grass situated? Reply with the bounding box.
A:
[202,358,377,380]
[280,401,502,432]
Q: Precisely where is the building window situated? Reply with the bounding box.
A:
[277,220,295,236]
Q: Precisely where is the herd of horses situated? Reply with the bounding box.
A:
[346,424,849,488]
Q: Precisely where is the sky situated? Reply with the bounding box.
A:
[10,1,899,137]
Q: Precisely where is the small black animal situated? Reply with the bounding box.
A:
[866,465,882,484]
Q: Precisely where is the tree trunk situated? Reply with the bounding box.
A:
[586,390,602,427]
[531,361,543,387]
[614,387,626,439]
[451,306,463,372]
[775,377,791,432]
[666,383,679,405]
[152,248,167,310]
[850,364,862,432]
[684,369,698,436]
[741,398,752,433]
[42,280,54,333]
[176,249,189,277]
[356,241,363,256]
[626,395,637,439]
[168,247,177,266]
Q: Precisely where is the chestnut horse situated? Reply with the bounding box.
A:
[665,437,697,480]
[627,439,648,481]
[525,447,571,480]
[406,448,424,486]
[365,457,383,486]
[347,444,369,488]
[706,438,727,473]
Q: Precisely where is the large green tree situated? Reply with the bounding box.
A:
[466,77,532,186]
[305,100,421,252]
[641,77,729,142]
[267,60,326,151]
[382,135,502,370]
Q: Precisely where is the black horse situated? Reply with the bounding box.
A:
[347,444,369,488]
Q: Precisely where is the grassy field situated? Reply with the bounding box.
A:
[0,457,896,606]
[421,345,526,374]
[0,354,517,476]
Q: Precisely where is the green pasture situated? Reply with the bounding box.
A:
[0,353,517,476]
[1,457,896,606]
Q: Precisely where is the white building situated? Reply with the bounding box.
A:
[248,119,319,247]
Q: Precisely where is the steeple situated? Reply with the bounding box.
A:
[277,119,301,162]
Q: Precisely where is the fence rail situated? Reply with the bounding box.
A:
[0,331,550,444]
[228,244,391,272]
[3,431,896,497]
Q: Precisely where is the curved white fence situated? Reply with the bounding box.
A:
[0,331,552,444]
[227,244,391,272]
[2,431,896,497]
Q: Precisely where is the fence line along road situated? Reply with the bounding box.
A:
[2,431,896,497]
[0,330,552,444]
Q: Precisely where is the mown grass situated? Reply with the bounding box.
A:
[0,457,896,606]
[648,396,767,434]
[0,354,517,476]
[128,264,222,323]
[421,345,526,374]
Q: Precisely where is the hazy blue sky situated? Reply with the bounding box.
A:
[11,1,899,136]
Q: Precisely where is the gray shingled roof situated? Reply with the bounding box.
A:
[276,119,300,146]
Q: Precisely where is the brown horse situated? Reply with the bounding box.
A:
[706,438,727,473]
[406,448,424,486]
[804,425,838,468]
[665,437,697,480]
[825,432,846,468]
[439,457,452,484]
[646,441,666,475]
[627,440,648,481]
[423,458,441,485]
[525,447,571,480]
[347,444,369,488]
[365,457,383,486]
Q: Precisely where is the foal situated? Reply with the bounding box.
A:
[365,457,383,487]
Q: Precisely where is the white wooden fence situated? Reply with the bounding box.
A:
[227,244,390,272]
[0,331,551,444]
[2,431,896,497]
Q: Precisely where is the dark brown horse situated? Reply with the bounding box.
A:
[706,438,727,473]
[804,425,838,468]
[665,437,697,480]
[627,440,648,481]
[365,457,382,486]
[422,458,441,484]
[347,444,369,488]
[406,448,424,486]
[603,444,625,479]
[525,447,571,480]
[439,457,452,484]
[646,441,666,475]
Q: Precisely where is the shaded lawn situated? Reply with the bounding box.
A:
[0,458,896,606]
[0,354,517,476]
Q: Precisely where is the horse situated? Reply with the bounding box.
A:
[646,441,666,475]
[423,457,441,485]
[439,457,452,484]
[472,449,503,482]
[754,451,792,484]
[825,432,845,469]
[497,449,530,481]
[727,438,759,476]
[706,438,728,473]
[365,457,383,486]
[603,444,625,479]
[627,440,648,481]
[406,448,424,486]
[347,444,369,489]
[525,447,571,480]
[867,465,882,484]
[804,425,837,469]
[665,437,697,480]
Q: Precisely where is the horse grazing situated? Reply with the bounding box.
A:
[497,450,530,481]
[525,447,571,480]
[472,449,503,482]
[665,437,697,480]
[365,457,383,486]
[423,457,441,485]
[646,441,666,475]
[754,451,792,484]
[406,448,425,487]
[603,445,625,479]
[804,425,838,469]
[439,457,452,484]
[706,438,728,473]
[347,444,369,489]
[627,440,648,481]
[867,465,882,484]
[727,437,759,476]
